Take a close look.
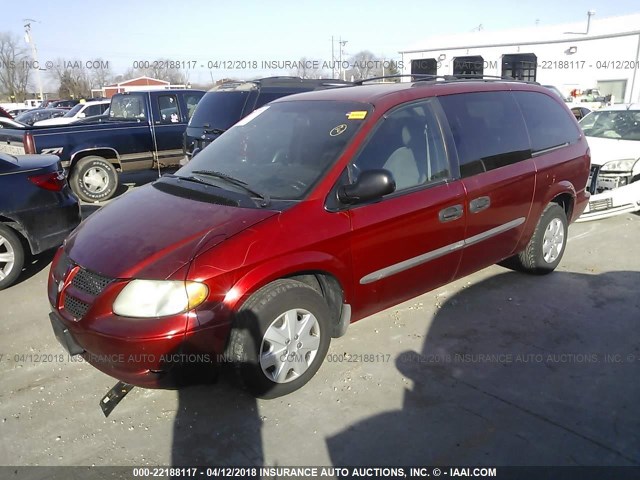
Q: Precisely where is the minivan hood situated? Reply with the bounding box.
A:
[65,184,277,279]
[586,136,640,166]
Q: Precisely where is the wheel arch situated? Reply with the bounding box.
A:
[220,253,353,338]
[545,181,577,222]
[69,148,121,172]
[0,215,33,254]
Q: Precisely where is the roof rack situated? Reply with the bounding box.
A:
[211,76,354,92]
[355,74,539,85]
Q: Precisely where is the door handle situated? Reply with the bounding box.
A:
[469,196,491,213]
[439,204,463,222]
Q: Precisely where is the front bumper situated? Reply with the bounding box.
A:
[49,308,227,388]
[47,252,231,388]
[577,181,640,222]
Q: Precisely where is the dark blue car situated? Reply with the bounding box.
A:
[0,153,81,289]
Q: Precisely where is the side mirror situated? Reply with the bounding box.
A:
[78,112,86,118]
[338,169,395,204]
[191,147,202,159]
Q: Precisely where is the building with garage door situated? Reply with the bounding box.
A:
[400,12,640,103]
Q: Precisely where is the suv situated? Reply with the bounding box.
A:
[183,76,352,162]
[48,78,590,399]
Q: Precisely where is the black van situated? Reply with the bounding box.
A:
[182,77,351,162]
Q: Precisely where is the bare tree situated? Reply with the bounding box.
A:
[346,50,382,81]
[0,32,31,102]
[49,58,91,98]
[90,58,112,90]
[291,57,328,79]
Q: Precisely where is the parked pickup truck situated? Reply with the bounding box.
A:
[0,89,204,202]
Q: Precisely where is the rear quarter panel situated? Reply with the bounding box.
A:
[516,140,590,251]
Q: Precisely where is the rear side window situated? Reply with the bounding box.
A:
[439,91,531,178]
[158,95,180,123]
[514,91,581,153]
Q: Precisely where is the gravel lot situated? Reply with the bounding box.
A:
[1,176,638,472]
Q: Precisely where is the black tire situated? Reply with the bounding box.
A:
[503,203,568,275]
[226,279,332,398]
[0,224,25,290]
[70,156,118,203]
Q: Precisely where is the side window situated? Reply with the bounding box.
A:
[514,91,581,153]
[351,101,449,192]
[184,93,203,120]
[100,103,110,114]
[85,105,101,117]
[439,91,531,178]
[110,95,146,120]
[158,95,180,123]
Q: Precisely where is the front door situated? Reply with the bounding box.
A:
[345,100,467,320]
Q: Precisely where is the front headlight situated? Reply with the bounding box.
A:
[113,280,208,318]
[600,159,638,172]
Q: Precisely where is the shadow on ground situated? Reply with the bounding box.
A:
[327,270,640,466]
[13,248,56,286]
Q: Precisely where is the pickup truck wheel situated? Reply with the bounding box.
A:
[0,225,25,290]
[70,156,118,203]
[502,203,568,275]
[226,279,331,398]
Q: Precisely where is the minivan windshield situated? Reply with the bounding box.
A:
[178,100,371,200]
[580,110,640,141]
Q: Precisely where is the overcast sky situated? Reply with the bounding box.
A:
[3,0,640,84]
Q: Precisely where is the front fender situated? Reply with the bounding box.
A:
[220,250,353,312]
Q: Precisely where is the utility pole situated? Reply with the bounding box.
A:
[23,19,44,103]
[338,38,348,81]
[331,36,335,78]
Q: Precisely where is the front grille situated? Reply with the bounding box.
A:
[590,197,613,212]
[71,268,113,296]
[64,295,90,320]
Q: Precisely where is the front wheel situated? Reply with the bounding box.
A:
[70,156,118,203]
[226,279,332,398]
[503,203,568,275]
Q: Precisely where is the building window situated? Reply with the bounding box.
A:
[452,56,484,78]
[502,54,537,82]
[411,58,438,77]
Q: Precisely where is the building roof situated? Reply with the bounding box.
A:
[400,13,640,53]
[106,76,170,87]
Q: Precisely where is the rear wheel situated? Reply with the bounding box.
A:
[70,156,118,203]
[226,279,331,398]
[502,203,568,275]
[0,225,25,290]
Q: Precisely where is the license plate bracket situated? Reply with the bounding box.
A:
[49,312,85,356]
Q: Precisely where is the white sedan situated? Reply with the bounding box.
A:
[33,100,110,126]
[578,104,640,222]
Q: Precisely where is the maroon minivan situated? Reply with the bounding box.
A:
[48,79,590,398]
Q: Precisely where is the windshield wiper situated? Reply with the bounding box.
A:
[191,170,270,207]
[163,173,218,188]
